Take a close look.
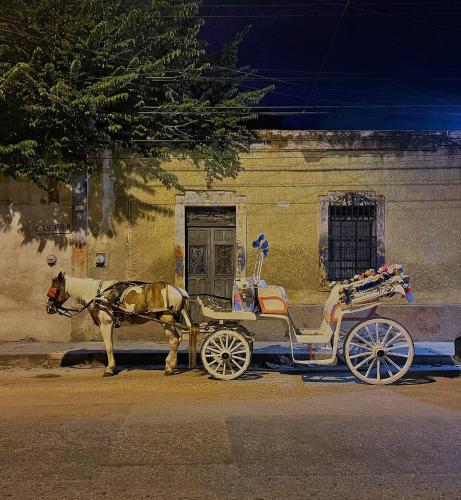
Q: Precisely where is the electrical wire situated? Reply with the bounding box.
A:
[306,0,350,106]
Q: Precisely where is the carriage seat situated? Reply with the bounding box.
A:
[232,278,288,314]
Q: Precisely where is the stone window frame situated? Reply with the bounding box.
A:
[319,191,385,290]
[175,191,247,289]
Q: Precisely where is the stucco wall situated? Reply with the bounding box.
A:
[0,178,73,341]
[87,130,461,304]
[1,130,460,341]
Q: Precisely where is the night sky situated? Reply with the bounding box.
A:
[200,0,461,130]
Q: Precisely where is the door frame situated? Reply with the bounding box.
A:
[175,191,247,289]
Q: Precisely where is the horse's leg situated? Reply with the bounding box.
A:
[99,312,116,377]
[162,319,180,376]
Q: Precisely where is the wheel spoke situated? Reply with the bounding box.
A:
[375,323,380,343]
[382,358,394,378]
[355,333,373,348]
[205,352,221,361]
[381,324,394,345]
[385,332,403,347]
[225,334,229,349]
[231,349,247,355]
[232,355,247,362]
[386,344,408,352]
[228,336,237,350]
[364,358,376,378]
[231,358,243,370]
[231,358,242,371]
[384,355,403,371]
[207,347,222,355]
[227,361,234,374]
[349,341,370,350]
[222,361,226,377]
[365,325,374,344]
[230,343,244,353]
[349,351,372,360]
[376,359,381,381]
[210,340,221,350]
[355,354,375,370]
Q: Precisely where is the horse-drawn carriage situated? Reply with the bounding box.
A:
[196,234,415,385]
[47,234,415,384]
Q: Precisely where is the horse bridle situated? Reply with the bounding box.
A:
[46,283,61,313]
[46,280,109,318]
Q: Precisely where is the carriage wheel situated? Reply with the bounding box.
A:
[201,329,252,381]
[344,318,414,385]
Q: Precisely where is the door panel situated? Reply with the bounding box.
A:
[186,219,235,299]
[213,228,235,299]
[187,228,212,296]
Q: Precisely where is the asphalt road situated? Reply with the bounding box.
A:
[0,366,460,500]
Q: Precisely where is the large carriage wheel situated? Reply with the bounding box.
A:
[344,318,414,385]
[201,329,252,380]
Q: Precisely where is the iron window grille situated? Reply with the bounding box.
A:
[327,193,377,281]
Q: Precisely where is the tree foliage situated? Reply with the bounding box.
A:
[0,0,271,188]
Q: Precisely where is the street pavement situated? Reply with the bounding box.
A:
[0,366,460,499]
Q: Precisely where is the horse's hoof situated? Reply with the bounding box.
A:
[164,368,174,376]
[102,371,114,377]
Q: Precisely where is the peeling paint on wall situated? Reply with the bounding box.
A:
[175,244,184,280]
[237,242,246,272]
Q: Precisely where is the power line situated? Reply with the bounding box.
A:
[324,0,461,32]
[142,104,461,109]
[306,0,350,106]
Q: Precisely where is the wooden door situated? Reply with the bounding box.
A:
[186,208,235,299]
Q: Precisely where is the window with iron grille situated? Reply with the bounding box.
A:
[327,198,377,281]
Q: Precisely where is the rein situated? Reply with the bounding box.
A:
[55,300,96,318]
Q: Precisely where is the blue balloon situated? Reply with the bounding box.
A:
[257,233,265,242]
[252,239,260,248]
[262,240,269,249]
[263,249,269,256]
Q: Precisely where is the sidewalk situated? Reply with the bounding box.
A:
[0,340,456,369]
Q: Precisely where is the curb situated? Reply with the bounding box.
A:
[0,348,456,369]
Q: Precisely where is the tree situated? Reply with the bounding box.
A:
[0,0,271,189]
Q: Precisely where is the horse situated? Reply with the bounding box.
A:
[46,272,191,376]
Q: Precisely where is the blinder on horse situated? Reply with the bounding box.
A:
[46,286,60,314]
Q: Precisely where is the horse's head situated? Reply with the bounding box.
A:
[46,271,69,314]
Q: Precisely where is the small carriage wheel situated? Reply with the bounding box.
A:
[201,329,252,381]
[344,318,414,385]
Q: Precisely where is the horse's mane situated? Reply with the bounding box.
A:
[65,275,116,305]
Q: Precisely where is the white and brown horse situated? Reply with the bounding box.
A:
[46,272,190,376]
